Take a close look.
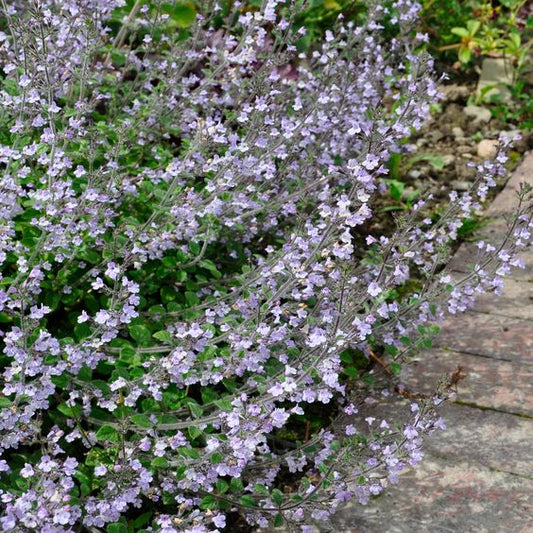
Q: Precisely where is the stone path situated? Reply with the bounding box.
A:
[330,152,533,532]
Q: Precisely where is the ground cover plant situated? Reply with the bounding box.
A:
[421,0,533,130]
[0,1,532,532]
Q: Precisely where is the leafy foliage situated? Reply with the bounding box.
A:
[0,1,531,532]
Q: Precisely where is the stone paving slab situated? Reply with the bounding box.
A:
[329,403,533,533]
[402,348,533,416]
[330,460,533,533]
[447,150,533,276]
[470,278,533,320]
[420,403,533,476]
[507,247,533,282]
[433,312,533,363]
[446,221,533,277]
[485,154,533,218]
[446,218,506,273]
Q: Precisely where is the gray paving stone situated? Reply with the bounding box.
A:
[433,312,533,363]
[418,403,533,476]
[485,151,533,218]
[507,249,533,282]
[330,459,533,533]
[402,348,533,415]
[471,278,533,320]
[476,58,514,103]
[447,219,533,276]
[447,151,533,274]
[447,225,518,275]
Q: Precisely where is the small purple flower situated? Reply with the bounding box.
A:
[94,465,107,476]
[212,514,226,528]
[404,425,419,440]
[345,424,357,436]
[270,408,290,428]
[29,304,51,319]
[20,464,34,478]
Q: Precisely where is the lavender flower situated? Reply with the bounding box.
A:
[0,0,530,531]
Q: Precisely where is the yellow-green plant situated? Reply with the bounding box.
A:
[438,0,532,68]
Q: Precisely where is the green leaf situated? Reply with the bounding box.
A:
[0,396,12,409]
[253,484,270,496]
[44,291,61,311]
[214,399,233,412]
[200,494,218,510]
[80,483,91,497]
[120,346,136,363]
[95,426,119,443]
[274,514,284,527]
[430,325,441,335]
[149,304,166,316]
[271,488,284,506]
[51,374,69,388]
[92,380,111,395]
[400,336,411,346]
[342,366,358,378]
[201,387,219,403]
[412,153,444,171]
[216,479,229,494]
[128,324,152,345]
[163,2,197,28]
[239,495,255,508]
[57,403,82,418]
[199,259,221,279]
[458,47,472,64]
[384,344,399,357]
[451,27,469,38]
[187,401,203,418]
[151,457,169,468]
[222,378,237,392]
[74,322,91,341]
[130,414,153,428]
[162,256,176,268]
[386,179,405,202]
[106,523,128,533]
[111,51,126,67]
[188,426,202,440]
[210,452,224,464]
[160,286,176,304]
[339,350,354,364]
[230,477,244,492]
[152,330,172,342]
[79,247,100,263]
[466,20,480,35]
[178,446,199,459]
[185,291,200,306]
[508,31,521,50]
[389,362,402,375]
[132,512,152,529]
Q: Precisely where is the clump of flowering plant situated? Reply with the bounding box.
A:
[0,1,531,531]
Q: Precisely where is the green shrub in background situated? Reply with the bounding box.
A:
[429,0,532,67]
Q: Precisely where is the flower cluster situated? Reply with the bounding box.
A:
[0,0,531,531]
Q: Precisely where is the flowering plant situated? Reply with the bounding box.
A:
[0,1,531,531]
